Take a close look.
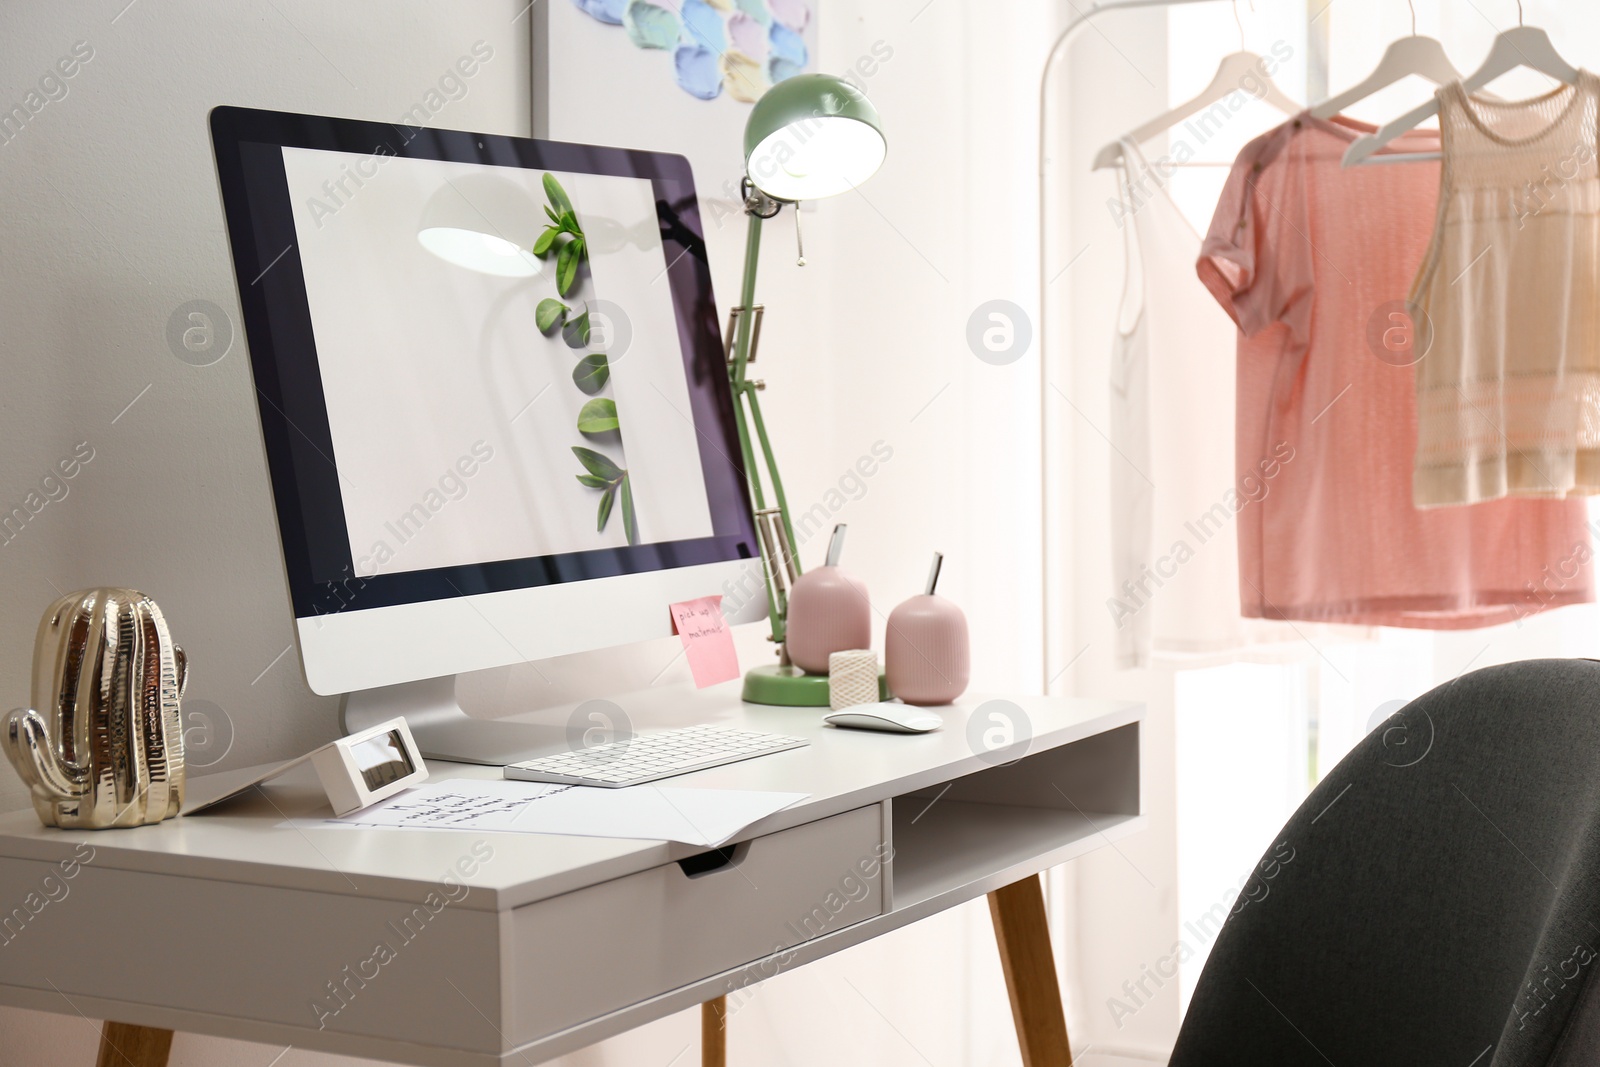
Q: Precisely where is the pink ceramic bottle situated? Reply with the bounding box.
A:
[785,525,871,675]
[885,553,970,705]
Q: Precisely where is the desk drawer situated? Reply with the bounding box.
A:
[505,803,886,1042]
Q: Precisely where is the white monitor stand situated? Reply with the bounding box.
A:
[341,676,569,766]
[321,558,764,765]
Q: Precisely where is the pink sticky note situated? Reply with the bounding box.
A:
[669,595,740,688]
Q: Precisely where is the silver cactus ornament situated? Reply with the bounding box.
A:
[3,589,188,828]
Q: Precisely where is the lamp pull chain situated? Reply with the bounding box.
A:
[794,203,807,266]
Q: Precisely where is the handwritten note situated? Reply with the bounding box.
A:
[339,779,569,830]
[670,595,740,688]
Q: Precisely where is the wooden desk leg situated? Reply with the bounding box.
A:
[702,996,727,1067]
[989,875,1073,1067]
[95,1021,173,1067]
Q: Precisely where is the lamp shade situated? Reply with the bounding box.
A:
[417,173,546,277]
[743,74,886,201]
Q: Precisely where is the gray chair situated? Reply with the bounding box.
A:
[1169,658,1600,1067]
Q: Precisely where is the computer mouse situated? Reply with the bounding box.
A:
[824,702,943,734]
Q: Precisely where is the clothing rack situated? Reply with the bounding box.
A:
[1039,0,1346,690]
[1036,0,1234,692]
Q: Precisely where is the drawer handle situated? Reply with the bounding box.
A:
[677,844,744,877]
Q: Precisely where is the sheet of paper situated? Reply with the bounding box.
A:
[669,594,740,688]
[305,780,807,847]
[512,785,806,847]
[334,779,570,830]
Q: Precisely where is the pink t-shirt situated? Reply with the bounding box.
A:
[1197,113,1594,628]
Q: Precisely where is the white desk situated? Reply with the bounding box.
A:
[0,689,1143,1067]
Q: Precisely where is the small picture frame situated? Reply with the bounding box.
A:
[310,718,428,816]
[183,715,429,817]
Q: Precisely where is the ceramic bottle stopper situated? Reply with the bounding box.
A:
[885,553,970,706]
[785,524,871,675]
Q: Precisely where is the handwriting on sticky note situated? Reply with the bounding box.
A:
[670,595,740,688]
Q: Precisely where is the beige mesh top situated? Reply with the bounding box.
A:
[1410,71,1600,506]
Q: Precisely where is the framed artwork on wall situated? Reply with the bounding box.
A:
[531,0,820,199]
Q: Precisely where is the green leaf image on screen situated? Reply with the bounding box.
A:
[535,174,587,298]
[536,298,568,334]
[572,446,636,545]
[556,238,585,295]
[543,172,576,218]
[573,446,623,481]
[573,353,610,395]
[545,173,631,544]
[620,473,637,545]
[577,398,619,435]
[562,308,591,349]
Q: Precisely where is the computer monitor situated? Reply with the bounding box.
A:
[210,107,763,763]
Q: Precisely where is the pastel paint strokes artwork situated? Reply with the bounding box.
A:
[578,0,812,101]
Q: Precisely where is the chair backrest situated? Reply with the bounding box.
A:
[1169,658,1600,1067]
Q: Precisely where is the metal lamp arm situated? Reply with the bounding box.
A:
[727,185,802,649]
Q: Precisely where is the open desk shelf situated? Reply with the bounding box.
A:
[892,800,1142,913]
[886,719,1144,917]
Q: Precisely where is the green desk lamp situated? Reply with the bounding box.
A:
[727,74,887,706]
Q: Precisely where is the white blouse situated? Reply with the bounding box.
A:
[1410,71,1600,506]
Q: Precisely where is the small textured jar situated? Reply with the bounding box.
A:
[885,594,969,705]
[828,649,880,710]
[785,566,871,674]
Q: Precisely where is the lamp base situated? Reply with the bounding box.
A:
[742,664,890,707]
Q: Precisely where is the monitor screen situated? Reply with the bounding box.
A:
[283,147,716,574]
[211,108,759,631]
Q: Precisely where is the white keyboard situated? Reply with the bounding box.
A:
[503,724,808,788]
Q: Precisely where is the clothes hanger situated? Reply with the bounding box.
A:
[1092,0,1301,171]
[1343,0,1579,166]
[1309,1,1461,120]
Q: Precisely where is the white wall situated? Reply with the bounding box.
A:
[0,1,1057,1064]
